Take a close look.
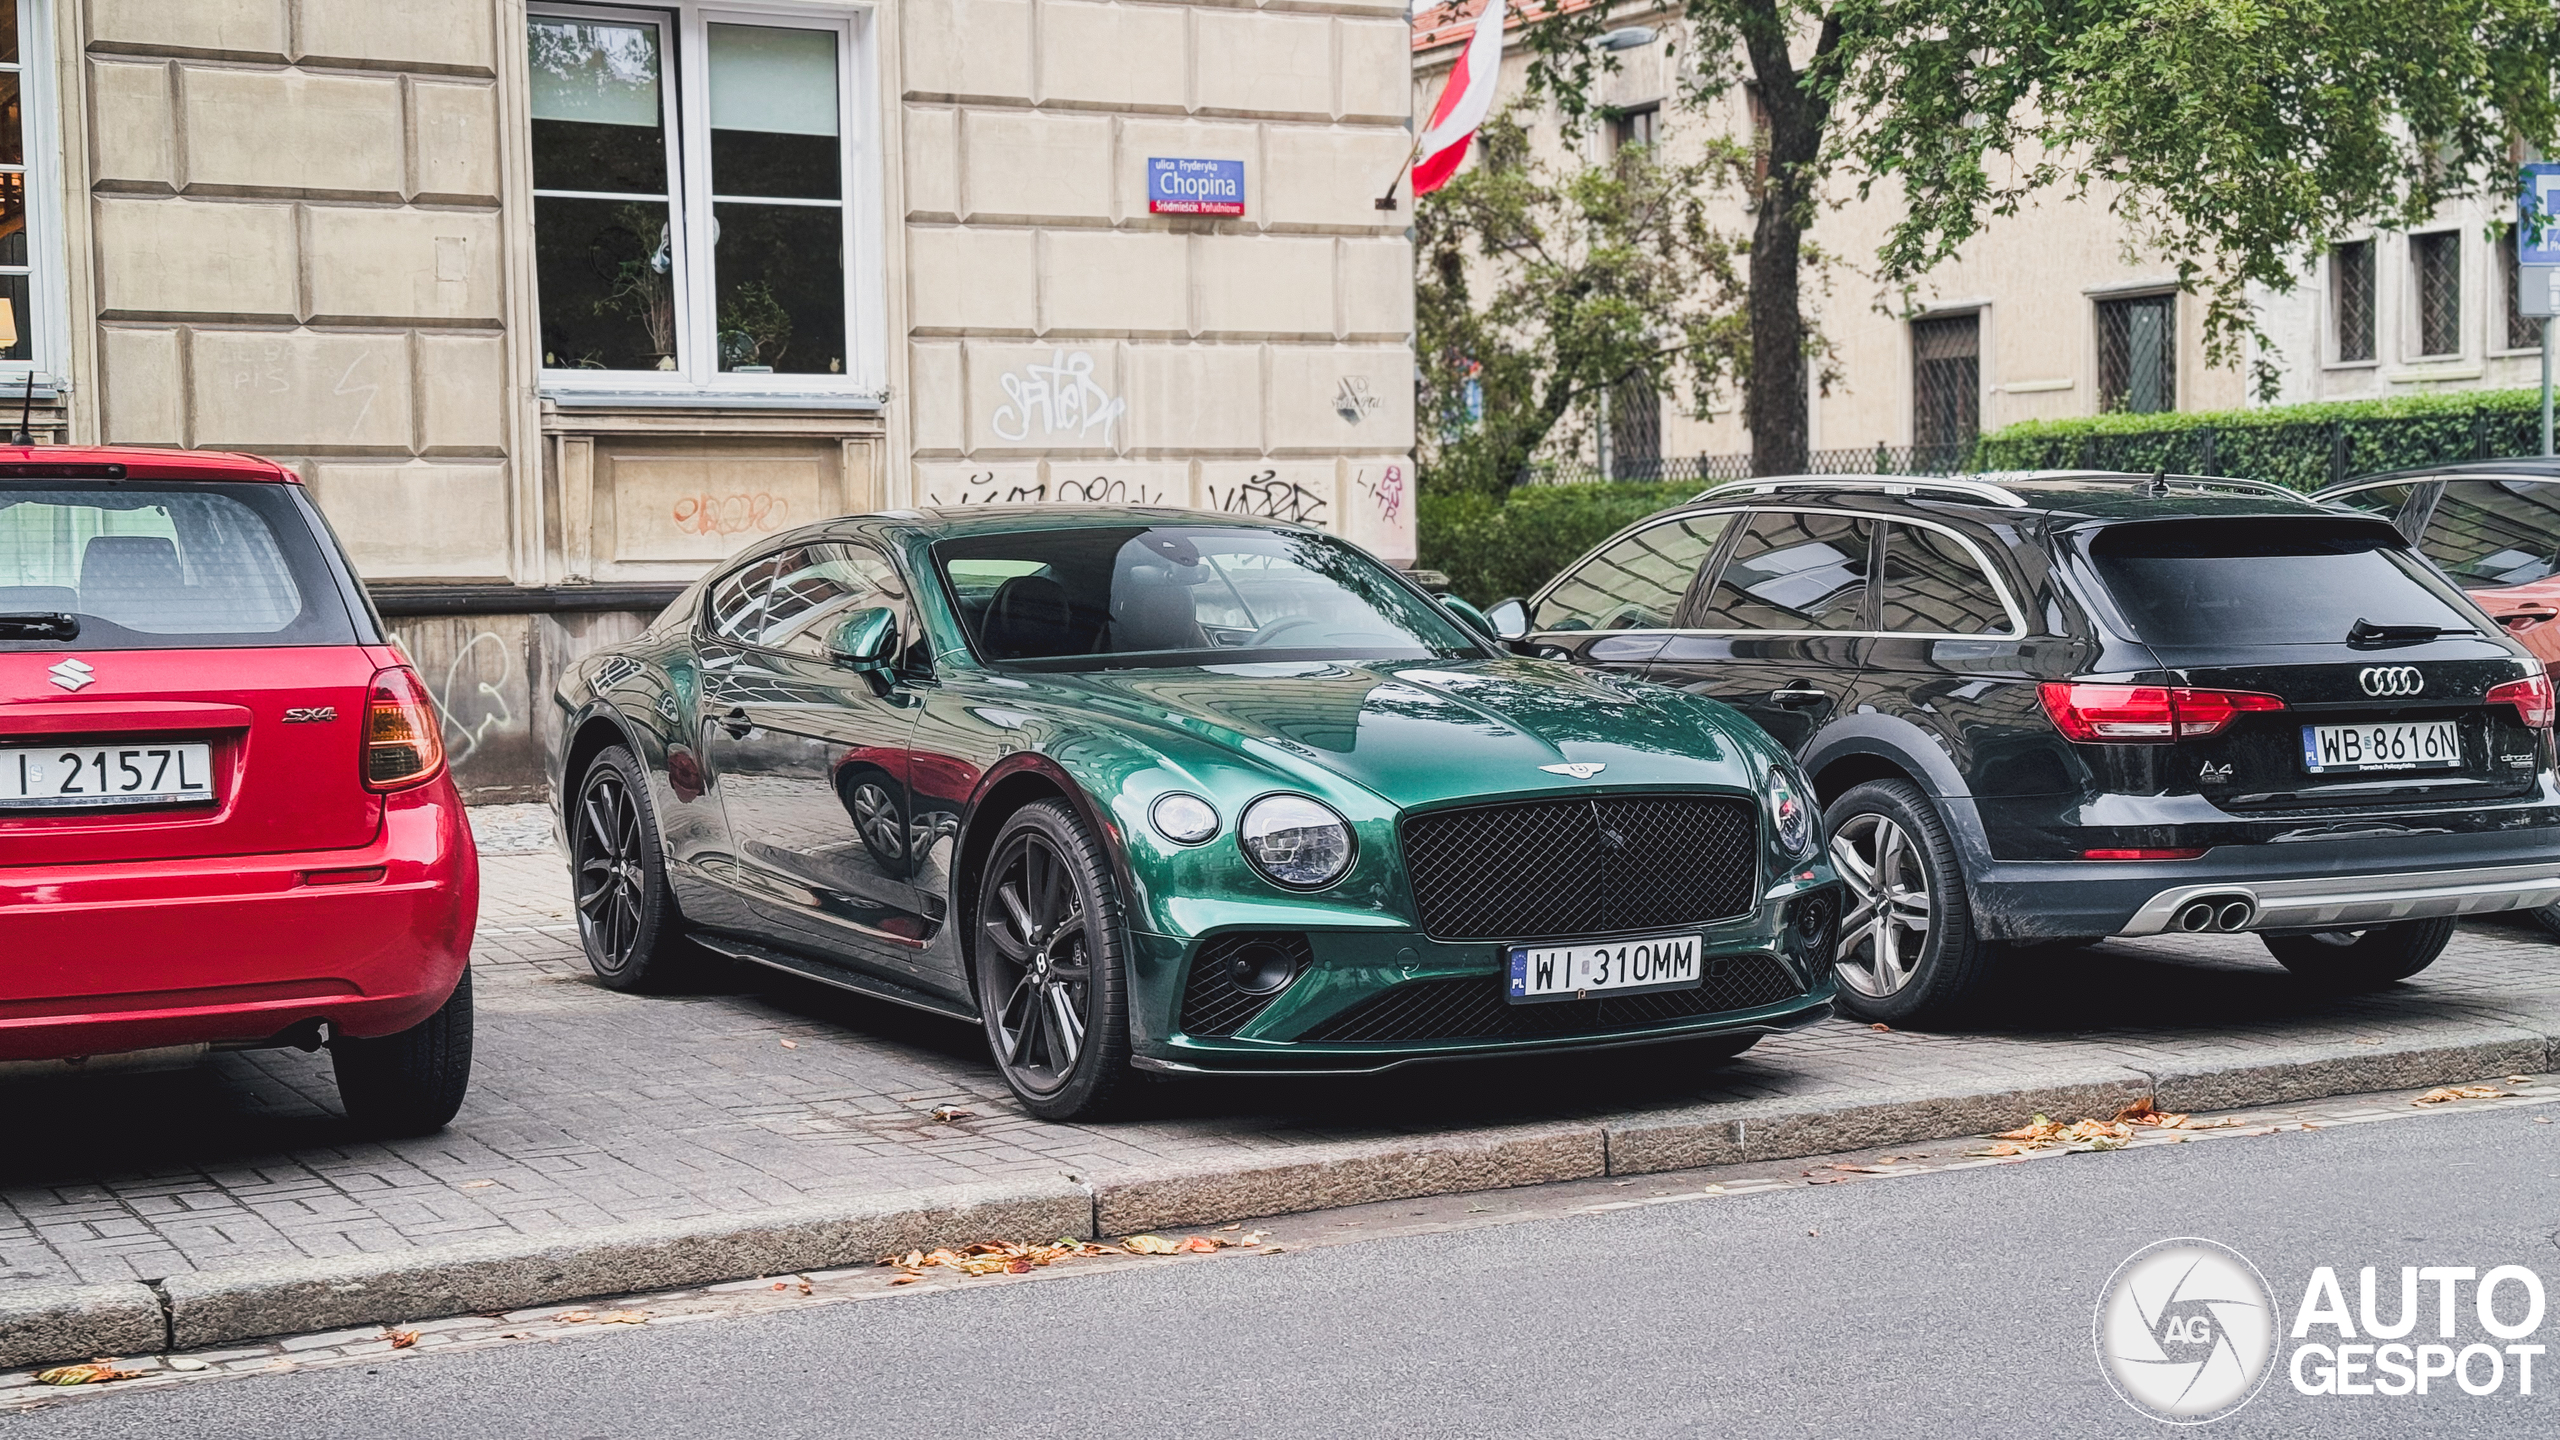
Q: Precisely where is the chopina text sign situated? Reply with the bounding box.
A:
[1147,157,1245,216]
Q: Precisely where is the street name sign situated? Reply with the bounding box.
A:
[1147,157,1245,216]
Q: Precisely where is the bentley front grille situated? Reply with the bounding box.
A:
[1399,795,1759,942]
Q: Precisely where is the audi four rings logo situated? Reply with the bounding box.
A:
[2359,666,2424,697]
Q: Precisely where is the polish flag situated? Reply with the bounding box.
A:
[1411,0,1506,197]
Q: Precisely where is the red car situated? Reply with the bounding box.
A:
[0,445,477,1133]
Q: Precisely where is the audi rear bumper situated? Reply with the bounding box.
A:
[2118,860,2560,936]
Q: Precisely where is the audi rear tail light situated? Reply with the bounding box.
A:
[363,664,447,791]
[2038,682,2285,743]
[2486,668,2556,728]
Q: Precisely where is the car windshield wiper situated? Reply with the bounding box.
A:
[2347,617,2474,649]
[0,611,76,640]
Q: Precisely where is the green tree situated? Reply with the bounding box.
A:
[1493,0,2560,474]
[1418,108,1757,494]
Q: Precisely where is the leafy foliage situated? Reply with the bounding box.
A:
[1419,482,1701,604]
[1417,109,1754,497]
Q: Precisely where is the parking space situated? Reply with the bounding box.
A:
[4,808,2555,1292]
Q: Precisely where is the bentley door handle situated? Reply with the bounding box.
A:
[1768,686,1830,708]
[718,707,754,738]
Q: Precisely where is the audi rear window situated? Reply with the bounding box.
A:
[2082,517,2480,648]
[0,481,359,650]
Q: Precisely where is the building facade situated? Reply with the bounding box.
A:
[1411,8,2255,476]
[21,0,1416,796]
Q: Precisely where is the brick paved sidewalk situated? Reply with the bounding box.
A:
[5,804,2555,1300]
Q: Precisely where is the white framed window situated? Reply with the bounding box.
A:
[0,0,66,388]
[527,2,882,397]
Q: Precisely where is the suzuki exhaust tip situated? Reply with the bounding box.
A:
[2174,901,2216,932]
[2215,899,2255,932]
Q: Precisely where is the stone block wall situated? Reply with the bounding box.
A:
[897,0,1418,562]
[81,0,520,585]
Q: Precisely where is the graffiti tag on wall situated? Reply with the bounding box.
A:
[672,492,791,537]
[1354,463,1405,523]
[922,473,1172,507]
[1206,470,1328,525]
[990,350,1126,447]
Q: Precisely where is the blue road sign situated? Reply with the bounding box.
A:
[2522,164,2560,264]
[1148,157,1246,216]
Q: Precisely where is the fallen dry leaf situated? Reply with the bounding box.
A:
[2415,1085,2507,1105]
[770,1281,788,1291]
[2507,1076,2534,1084]
[878,1236,1120,1283]
[556,1310,593,1324]
[1177,1235,1222,1253]
[460,1180,495,1189]
[779,1039,798,1050]
[597,1311,647,1325]
[929,1105,974,1123]
[1218,1223,1242,1231]
[1122,1234,1179,1255]
[1869,1023,1890,1032]
[796,1277,814,1296]
[384,1328,419,1350]
[888,1273,922,1285]
[32,1363,139,1387]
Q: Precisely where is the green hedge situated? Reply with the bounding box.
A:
[1975,387,2550,491]
[1420,482,1699,605]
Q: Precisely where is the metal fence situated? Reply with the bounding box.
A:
[1515,442,1976,488]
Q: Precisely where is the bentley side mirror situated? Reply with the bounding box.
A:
[827,607,899,691]
[1437,593,1497,639]
[1485,597,1532,640]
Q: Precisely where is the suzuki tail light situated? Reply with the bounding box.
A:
[2487,668,2556,729]
[363,664,447,791]
[2040,682,2284,743]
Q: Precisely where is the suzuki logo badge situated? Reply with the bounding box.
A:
[2358,665,2423,698]
[1541,762,1607,779]
[45,657,94,692]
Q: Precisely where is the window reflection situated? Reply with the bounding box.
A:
[708,23,845,375]
[529,16,678,372]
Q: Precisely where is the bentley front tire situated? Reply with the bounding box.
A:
[571,745,708,993]
[973,799,1136,1121]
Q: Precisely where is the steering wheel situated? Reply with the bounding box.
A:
[1245,616,1324,648]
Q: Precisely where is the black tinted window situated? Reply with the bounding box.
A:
[1878,524,2016,635]
[2086,518,2477,647]
[0,481,355,650]
[2419,479,2560,589]
[1694,510,1872,631]
[1538,513,1729,631]
[936,525,1480,670]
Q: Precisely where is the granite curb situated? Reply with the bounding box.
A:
[5,1027,2548,1372]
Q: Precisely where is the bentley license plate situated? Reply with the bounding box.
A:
[0,742,216,808]
[2300,721,2460,774]
[1507,934,1701,1004]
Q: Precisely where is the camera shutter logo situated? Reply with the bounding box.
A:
[2094,1238,2280,1424]
[2358,666,2423,698]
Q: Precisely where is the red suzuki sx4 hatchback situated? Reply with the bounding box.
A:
[0,446,478,1134]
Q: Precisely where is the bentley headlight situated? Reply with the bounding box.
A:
[1150,792,1221,845]
[1238,795,1355,889]
[1767,766,1813,856]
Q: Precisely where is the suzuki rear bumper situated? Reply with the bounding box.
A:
[0,783,478,1061]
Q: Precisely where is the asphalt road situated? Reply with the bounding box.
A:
[16,1104,2559,1439]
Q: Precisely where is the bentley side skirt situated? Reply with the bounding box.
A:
[691,933,979,1024]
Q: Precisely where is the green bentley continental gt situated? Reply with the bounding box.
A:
[551,508,1840,1118]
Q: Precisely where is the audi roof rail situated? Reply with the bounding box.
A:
[1689,476,2032,508]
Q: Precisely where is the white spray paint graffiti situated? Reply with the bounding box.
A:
[990,350,1126,447]
[400,628,517,763]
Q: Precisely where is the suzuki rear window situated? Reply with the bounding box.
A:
[2084,517,2480,648]
[0,481,359,650]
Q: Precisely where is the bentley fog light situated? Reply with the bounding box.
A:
[1149,792,1221,845]
[1768,766,1813,856]
[1238,795,1355,889]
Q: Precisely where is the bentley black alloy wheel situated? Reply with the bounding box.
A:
[571,746,702,992]
[973,800,1134,1120]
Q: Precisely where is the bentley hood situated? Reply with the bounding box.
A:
[1044,656,1769,810]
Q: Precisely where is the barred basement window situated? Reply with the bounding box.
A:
[2333,239,2375,362]
[1910,313,1979,460]
[529,4,876,391]
[2505,240,2543,351]
[2096,294,2175,413]
[1606,371,1661,478]
[2412,231,2462,358]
